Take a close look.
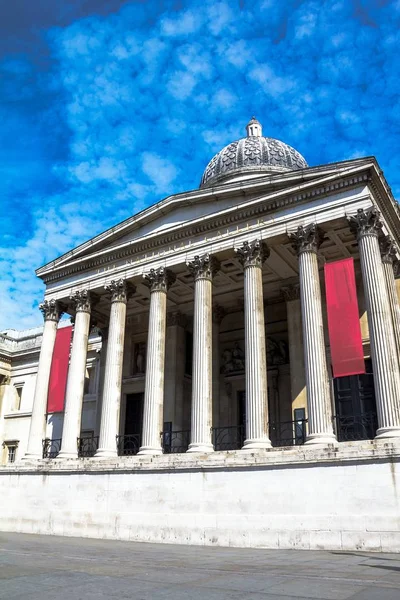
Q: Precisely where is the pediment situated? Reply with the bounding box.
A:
[36,158,380,280]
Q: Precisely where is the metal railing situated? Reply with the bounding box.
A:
[162,429,190,453]
[269,419,308,447]
[42,438,61,459]
[212,425,244,451]
[334,412,377,442]
[77,436,99,458]
[116,434,141,456]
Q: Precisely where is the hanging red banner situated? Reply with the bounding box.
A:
[47,325,73,413]
[324,258,365,378]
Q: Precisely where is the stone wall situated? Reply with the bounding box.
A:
[1,442,400,552]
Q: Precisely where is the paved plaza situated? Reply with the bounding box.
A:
[0,533,400,599]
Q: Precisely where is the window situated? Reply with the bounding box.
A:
[13,385,23,410]
[3,440,19,464]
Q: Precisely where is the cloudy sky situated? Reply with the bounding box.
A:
[0,0,399,330]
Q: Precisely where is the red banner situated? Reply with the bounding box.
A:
[324,258,365,378]
[47,325,73,413]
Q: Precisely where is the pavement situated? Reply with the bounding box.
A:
[1,533,400,599]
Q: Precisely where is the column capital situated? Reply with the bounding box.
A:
[212,304,226,325]
[167,311,187,328]
[289,223,325,255]
[281,283,301,302]
[39,299,62,322]
[144,266,176,293]
[187,253,220,281]
[70,289,92,313]
[380,235,398,265]
[348,207,383,240]
[235,239,269,268]
[104,279,135,303]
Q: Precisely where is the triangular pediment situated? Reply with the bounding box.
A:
[36,157,380,279]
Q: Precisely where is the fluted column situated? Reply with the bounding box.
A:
[290,225,337,445]
[380,236,400,364]
[281,284,307,417]
[236,240,271,449]
[24,299,62,460]
[139,267,176,455]
[212,305,225,428]
[187,254,220,452]
[349,208,400,438]
[95,279,134,457]
[58,290,92,459]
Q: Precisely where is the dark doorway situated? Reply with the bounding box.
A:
[120,393,144,455]
[333,360,378,441]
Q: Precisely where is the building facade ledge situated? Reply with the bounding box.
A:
[3,439,400,475]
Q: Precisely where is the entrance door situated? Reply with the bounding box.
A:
[334,360,377,441]
[123,393,144,454]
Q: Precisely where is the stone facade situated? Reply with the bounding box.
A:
[2,119,400,551]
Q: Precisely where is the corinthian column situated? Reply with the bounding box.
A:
[380,236,400,364]
[290,224,336,445]
[95,279,134,457]
[139,267,176,455]
[236,240,271,449]
[187,253,220,452]
[58,290,92,459]
[24,299,62,460]
[349,208,400,438]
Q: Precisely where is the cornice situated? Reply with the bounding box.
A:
[41,170,370,285]
[368,169,400,246]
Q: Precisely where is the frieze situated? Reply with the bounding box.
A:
[40,173,369,284]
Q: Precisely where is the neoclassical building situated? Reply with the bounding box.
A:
[1,118,400,551]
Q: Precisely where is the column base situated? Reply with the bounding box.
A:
[56,451,78,460]
[187,443,214,453]
[305,433,338,446]
[94,448,118,459]
[21,453,42,461]
[138,446,163,456]
[375,427,400,440]
[241,438,272,451]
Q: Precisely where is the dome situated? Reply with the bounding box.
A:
[200,117,308,188]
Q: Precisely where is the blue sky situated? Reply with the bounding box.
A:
[1,0,399,330]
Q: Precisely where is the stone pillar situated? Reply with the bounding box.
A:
[212,305,225,428]
[349,208,400,438]
[139,267,176,455]
[380,236,400,364]
[164,312,187,431]
[290,225,336,445]
[187,254,220,452]
[24,299,62,460]
[281,284,307,417]
[236,240,271,449]
[95,279,133,457]
[58,290,92,459]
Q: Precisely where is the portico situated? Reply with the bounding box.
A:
[3,118,400,552]
[25,211,400,459]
